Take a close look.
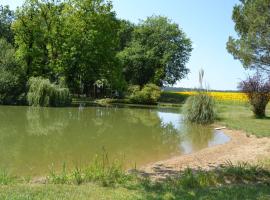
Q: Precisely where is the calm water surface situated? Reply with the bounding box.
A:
[0,106,230,176]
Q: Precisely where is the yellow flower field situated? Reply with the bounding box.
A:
[175,91,248,102]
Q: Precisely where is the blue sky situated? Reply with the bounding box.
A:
[2,0,249,90]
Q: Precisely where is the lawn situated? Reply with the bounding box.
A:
[217,102,270,137]
[1,181,269,200]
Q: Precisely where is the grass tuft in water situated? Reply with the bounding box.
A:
[48,163,69,184]
[0,169,15,185]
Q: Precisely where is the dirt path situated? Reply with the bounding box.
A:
[141,128,270,179]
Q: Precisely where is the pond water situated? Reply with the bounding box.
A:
[0,105,230,176]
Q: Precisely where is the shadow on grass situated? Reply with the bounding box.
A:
[132,162,270,200]
[141,184,270,200]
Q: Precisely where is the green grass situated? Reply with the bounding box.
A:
[0,162,270,200]
[1,183,269,200]
[217,102,270,137]
[0,184,143,200]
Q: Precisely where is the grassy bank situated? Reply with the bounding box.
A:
[217,102,270,137]
[0,162,270,200]
[159,92,270,137]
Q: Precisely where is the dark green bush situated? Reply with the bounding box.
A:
[27,77,71,107]
[159,92,189,103]
[128,84,161,104]
[183,92,216,124]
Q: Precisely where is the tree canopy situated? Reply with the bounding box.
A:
[118,16,192,87]
[0,0,193,104]
[227,0,270,72]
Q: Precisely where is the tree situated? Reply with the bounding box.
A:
[13,0,65,80]
[60,0,121,95]
[118,16,192,87]
[0,38,26,104]
[227,0,270,72]
[0,5,15,44]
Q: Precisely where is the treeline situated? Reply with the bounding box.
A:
[0,0,192,106]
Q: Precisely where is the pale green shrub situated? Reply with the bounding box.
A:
[183,92,216,124]
[128,84,161,104]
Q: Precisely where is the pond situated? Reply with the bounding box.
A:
[0,105,230,176]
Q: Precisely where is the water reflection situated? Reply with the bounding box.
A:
[0,106,229,176]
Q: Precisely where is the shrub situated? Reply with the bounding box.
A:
[183,92,216,124]
[183,69,216,124]
[128,84,161,104]
[27,77,71,107]
[238,74,270,118]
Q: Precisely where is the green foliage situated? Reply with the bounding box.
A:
[47,155,130,187]
[183,69,216,124]
[128,84,161,104]
[0,5,14,43]
[27,77,71,107]
[118,16,192,86]
[48,163,69,185]
[84,155,129,187]
[227,0,270,72]
[183,92,216,124]
[0,38,26,105]
[0,169,14,185]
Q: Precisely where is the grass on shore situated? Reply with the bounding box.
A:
[0,161,270,200]
[159,92,270,137]
[216,102,270,137]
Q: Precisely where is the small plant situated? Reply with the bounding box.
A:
[183,69,216,124]
[238,73,270,118]
[72,167,84,185]
[0,169,14,185]
[128,84,161,104]
[84,154,129,187]
[48,163,70,184]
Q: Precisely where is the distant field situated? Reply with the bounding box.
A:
[174,91,248,102]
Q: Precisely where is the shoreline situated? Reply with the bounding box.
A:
[140,128,270,179]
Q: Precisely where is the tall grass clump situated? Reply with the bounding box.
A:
[27,77,71,107]
[183,69,216,124]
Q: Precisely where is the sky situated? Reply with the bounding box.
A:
[1,0,250,90]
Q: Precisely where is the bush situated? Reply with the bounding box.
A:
[128,84,161,104]
[183,92,216,124]
[0,70,26,105]
[27,77,71,107]
[238,74,270,118]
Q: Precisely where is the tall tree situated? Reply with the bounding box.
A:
[227,0,270,72]
[118,16,192,87]
[0,5,15,44]
[13,0,64,80]
[61,0,121,95]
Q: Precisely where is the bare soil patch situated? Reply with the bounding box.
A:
[141,128,270,179]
